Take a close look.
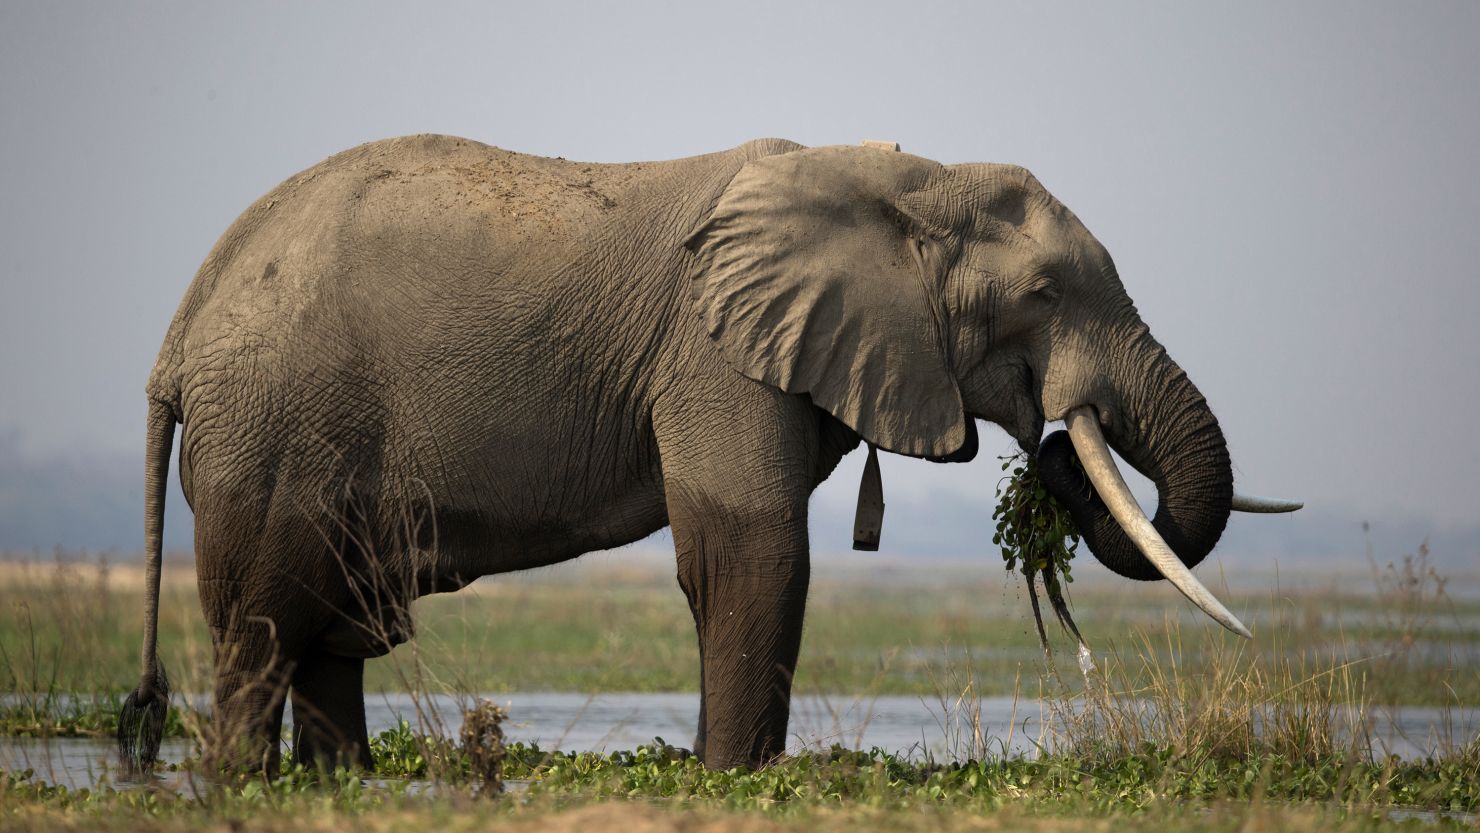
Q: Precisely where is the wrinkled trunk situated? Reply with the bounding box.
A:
[1036,344,1232,581]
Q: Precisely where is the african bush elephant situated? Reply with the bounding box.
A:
[119,136,1297,773]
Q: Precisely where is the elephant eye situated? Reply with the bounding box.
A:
[1025,276,1061,304]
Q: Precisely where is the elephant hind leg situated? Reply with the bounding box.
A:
[290,649,372,771]
[201,614,293,775]
[194,492,342,776]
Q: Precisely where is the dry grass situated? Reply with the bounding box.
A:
[910,545,1477,768]
[1043,620,1374,764]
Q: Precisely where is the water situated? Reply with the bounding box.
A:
[3,692,1475,792]
[358,692,1048,757]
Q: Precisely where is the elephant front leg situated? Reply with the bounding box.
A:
[654,373,821,770]
[671,488,810,770]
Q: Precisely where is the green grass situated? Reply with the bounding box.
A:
[342,722,1479,813]
[3,731,1477,832]
[2,551,1476,712]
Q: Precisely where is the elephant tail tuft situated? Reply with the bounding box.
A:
[118,662,170,772]
[118,397,177,772]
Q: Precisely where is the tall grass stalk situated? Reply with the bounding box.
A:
[1045,618,1374,767]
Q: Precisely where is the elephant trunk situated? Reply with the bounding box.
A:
[1036,343,1233,582]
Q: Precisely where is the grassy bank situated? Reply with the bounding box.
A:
[3,549,1478,831]
[3,732,1478,831]
[1,548,1476,723]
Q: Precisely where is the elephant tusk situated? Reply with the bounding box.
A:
[1064,406,1253,639]
[1231,493,1304,513]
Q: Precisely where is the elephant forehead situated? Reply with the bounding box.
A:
[914,163,1089,246]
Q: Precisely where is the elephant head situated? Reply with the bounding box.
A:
[686,144,1298,635]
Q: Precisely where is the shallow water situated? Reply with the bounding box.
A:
[3,692,1476,792]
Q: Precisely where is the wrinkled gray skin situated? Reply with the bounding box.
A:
[124,137,1231,773]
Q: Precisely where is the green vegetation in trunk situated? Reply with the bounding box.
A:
[992,453,1086,653]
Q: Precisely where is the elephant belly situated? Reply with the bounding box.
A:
[402,437,672,583]
[422,482,670,581]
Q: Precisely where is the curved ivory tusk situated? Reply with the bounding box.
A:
[1231,493,1304,513]
[1064,406,1253,639]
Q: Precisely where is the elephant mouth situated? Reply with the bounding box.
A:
[966,362,1044,454]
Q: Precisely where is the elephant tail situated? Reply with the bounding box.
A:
[118,397,176,772]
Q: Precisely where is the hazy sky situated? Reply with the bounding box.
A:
[2,2,1477,557]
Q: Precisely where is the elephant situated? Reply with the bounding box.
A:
[118,135,1299,774]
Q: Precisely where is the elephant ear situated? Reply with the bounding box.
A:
[685,145,967,458]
